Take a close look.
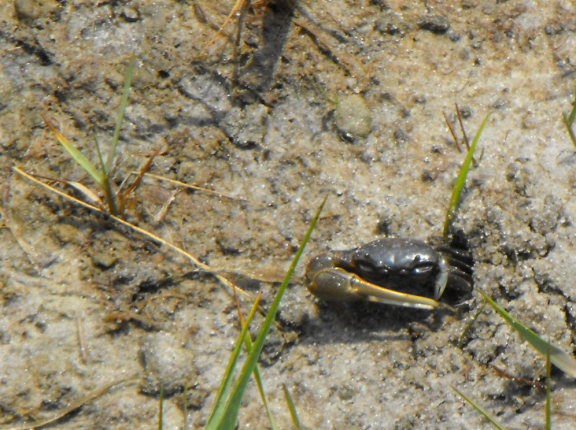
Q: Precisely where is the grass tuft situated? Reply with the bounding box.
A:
[206,293,262,427]
[43,56,136,215]
[442,113,489,241]
[205,197,326,430]
[232,290,277,429]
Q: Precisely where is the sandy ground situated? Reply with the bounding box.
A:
[1,1,576,428]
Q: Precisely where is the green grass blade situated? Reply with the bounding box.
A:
[93,134,107,176]
[545,345,552,430]
[183,385,189,430]
[207,197,326,430]
[562,113,576,148]
[206,294,262,426]
[91,134,119,214]
[106,56,136,174]
[248,354,277,430]
[442,113,489,240]
[229,294,278,429]
[44,119,105,186]
[450,384,508,430]
[478,289,576,377]
[563,86,576,147]
[567,88,576,125]
[238,318,277,430]
[158,385,164,430]
[282,384,302,430]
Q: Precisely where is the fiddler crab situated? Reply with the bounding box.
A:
[305,238,473,310]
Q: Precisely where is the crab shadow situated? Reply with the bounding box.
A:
[234,1,296,96]
[299,300,466,346]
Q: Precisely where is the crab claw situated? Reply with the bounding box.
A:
[306,255,440,310]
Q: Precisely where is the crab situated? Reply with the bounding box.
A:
[305,238,473,310]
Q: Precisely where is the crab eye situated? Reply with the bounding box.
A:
[356,261,377,274]
[411,262,436,276]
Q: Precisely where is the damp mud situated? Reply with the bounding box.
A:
[1,1,576,428]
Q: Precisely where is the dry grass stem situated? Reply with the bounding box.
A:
[13,166,249,300]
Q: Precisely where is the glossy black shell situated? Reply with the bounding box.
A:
[334,238,442,298]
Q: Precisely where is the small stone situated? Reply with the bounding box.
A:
[91,250,118,270]
[140,332,197,397]
[418,15,450,34]
[121,7,141,23]
[334,94,372,141]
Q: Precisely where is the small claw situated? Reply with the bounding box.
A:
[434,256,449,300]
